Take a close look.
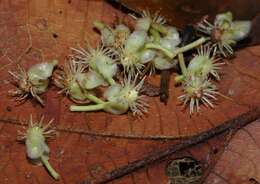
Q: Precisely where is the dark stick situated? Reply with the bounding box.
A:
[160,70,171,104]
[81,107,260,184]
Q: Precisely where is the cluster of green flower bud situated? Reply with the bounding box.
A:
[196,11,252,57]
[8,60,58,106]
[8,11,251,115]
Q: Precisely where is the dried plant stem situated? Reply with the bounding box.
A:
[160,70,171,104]
[81,107,260,184]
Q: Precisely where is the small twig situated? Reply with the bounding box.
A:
[81,107,260,184]
[160,70,171,104]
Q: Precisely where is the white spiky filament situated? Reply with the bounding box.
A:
[178,75,218,114]
[121,75,149,116]
[18,115,56,141]
[196,16,234,57]
[196,45,224,80]
[53,60,86,97]
[119,47,144,77]
[71,44,118,67]
[8,65,44,105]
[213,40,234,58]
[142,62,156,76]
[141,10,166,25]
[196,16,215,35]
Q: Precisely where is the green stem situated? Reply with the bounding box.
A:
[93,20,105,31]
[85,94,105,104]
[149,28,161,43]
[175,75,185,84]
[151,23,168,35]
[174,37,207,55]
[40,156,60,180]
[178,53,187,75]
[70,103,106,112]
[107,77,116,86]
[145,37,208,59]
[145,43,174,58]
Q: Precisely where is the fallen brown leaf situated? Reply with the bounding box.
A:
[0,1,260,184]
[205,120,260,184]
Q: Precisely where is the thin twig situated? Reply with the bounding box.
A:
[81,107,260,184]
[160,70,171,104]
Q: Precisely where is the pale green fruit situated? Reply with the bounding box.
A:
[104,84,121,100]
[135,17,152,31]
[115,24,130,35]
[229,21,252,41]
[104,77,148,116]
[154,56,177,70]
[104,97,129,115]
[84,70,106,89]
[26,126,48,160]
[68,72,94,101]
[27,60,58,94]
[188,55,211,76]
[93,20,115,46]
[139,49,156,64]
[187,46,222,80]
[160,26,181,52]
[103,84,129,114]
[215,11,233,29]
[96,59,118,79]
[125,30,147,53]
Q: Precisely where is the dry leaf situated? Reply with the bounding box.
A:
[115,0,260,28]
[205,120,260,184]
[0,0,260,183]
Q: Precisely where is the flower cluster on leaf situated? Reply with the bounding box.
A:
[8,11,251,116]
[7,9,252,182]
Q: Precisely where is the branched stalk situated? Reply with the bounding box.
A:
[40,156,60,180]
